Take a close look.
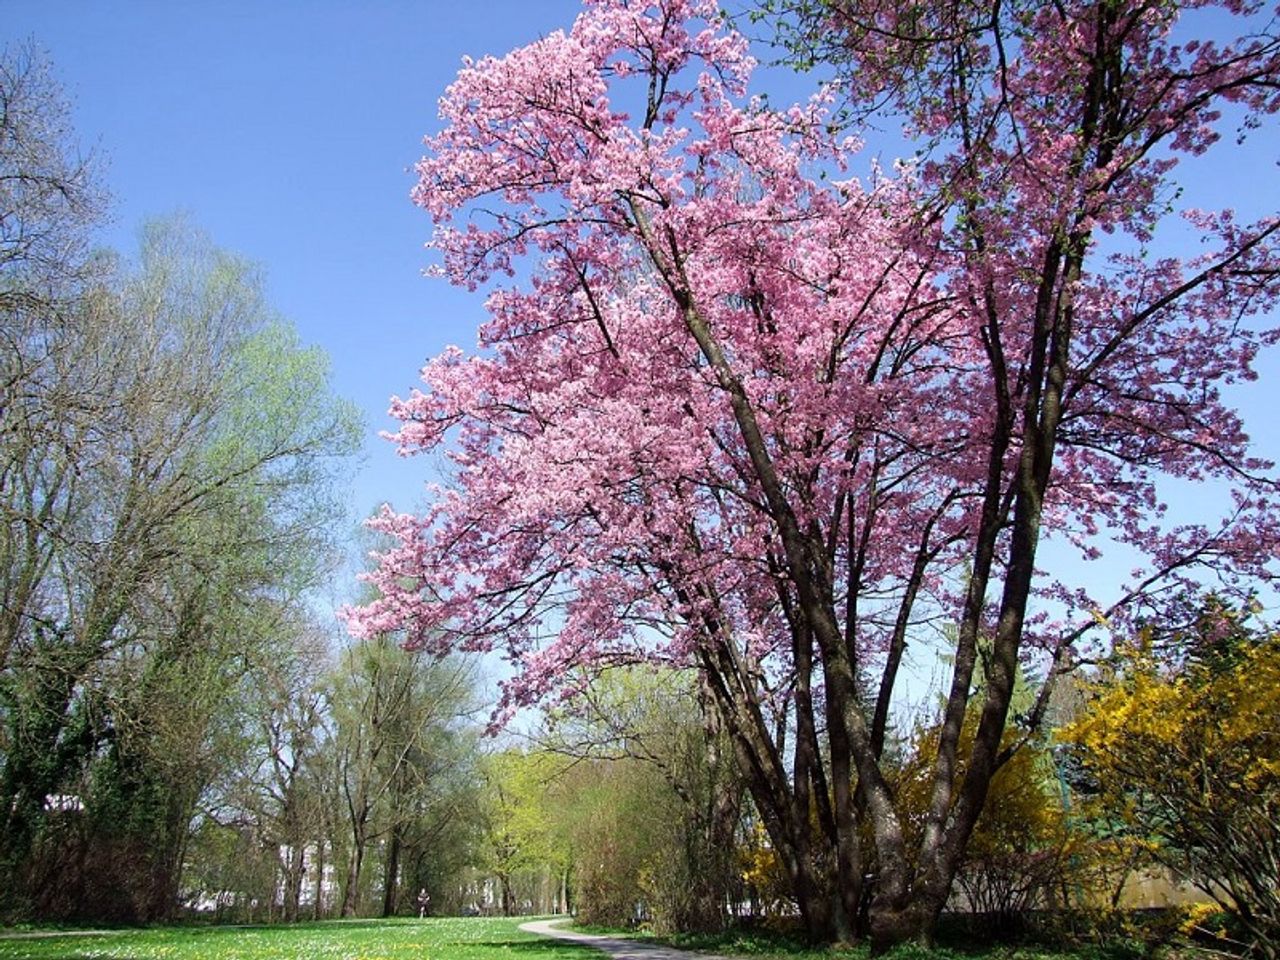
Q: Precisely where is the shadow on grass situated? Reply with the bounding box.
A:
[589,921,1160,960]
[470,939,606,954]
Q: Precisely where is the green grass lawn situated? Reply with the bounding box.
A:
[0,916,601,960]
[0,915,1192,960]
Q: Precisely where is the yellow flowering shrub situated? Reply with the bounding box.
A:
[890,715,1093,923]
[737,821,797,921]
[1060,626,1280,959]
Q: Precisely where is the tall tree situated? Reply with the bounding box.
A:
[1,215,361,919]
[1,41,107,680]
[217,619,333,923]
[347,0,1279,947]
[329,636,477,918]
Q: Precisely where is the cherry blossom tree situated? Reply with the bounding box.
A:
[347,0,1280,947]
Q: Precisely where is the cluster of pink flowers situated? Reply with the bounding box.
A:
[343,0,1279,723]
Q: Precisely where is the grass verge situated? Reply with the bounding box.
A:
[0,915,600,960]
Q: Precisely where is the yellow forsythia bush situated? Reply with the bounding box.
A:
[1061,625,1280,958]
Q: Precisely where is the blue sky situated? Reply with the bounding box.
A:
[2,0,832,547]
[5,1,594,526]
[6,1,1278,627]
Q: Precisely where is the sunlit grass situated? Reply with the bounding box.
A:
[0,916,600,960]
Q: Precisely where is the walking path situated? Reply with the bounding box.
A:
[519,919,731,960]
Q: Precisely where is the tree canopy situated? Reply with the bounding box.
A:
[347,0,1279,947]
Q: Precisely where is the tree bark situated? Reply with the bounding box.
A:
[313,840,327,920]
[341,836,364,917]
[381,828,402,917]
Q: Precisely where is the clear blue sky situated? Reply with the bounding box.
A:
[5,1,1278,622]
[4,1,597,525]
[2,1,836,529]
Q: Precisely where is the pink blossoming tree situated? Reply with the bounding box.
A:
[346,0,1280,946]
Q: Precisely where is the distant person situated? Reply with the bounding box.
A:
[417,888,431,918]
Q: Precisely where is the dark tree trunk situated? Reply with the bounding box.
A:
[313,840,327,920]
[500,873,514,916]
[381,829,402,917]
[284,842,305,922]
[341,836,365,917]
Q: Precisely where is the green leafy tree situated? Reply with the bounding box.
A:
[0,216,360,920]
[476,748,573,917]
[328,635,479,918]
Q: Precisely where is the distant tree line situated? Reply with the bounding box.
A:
[0,43,485,924]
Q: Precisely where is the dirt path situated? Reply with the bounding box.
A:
[519,919,733,960]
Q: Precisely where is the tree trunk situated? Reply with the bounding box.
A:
[381,829,402,917]
[500,873,514,916]
[284,842,304,922]
[341,837,364,917]
[313,840,327,920]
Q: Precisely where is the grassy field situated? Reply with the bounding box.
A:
[0,915,1187,960]
[0,916,601,960]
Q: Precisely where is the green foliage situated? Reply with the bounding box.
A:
[477,748,573,915]
[536,668,743,933]
[561,754,667,927]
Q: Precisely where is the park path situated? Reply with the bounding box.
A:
[519,919,732,960]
